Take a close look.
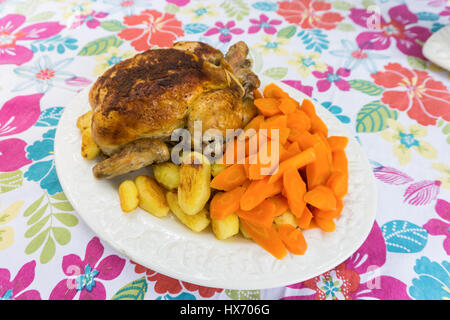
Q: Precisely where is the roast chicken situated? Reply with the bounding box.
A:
[88,41,260,179]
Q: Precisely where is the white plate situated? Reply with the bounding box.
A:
[423,25,450,72]
[54,78,377,290]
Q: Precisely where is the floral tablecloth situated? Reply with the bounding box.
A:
[0,0,449,301]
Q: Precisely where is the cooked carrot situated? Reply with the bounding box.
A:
[287,109,311,131]
[253,89,263,99]
[263,83,289,99]
[254,98,282,117]
[332,150,348,175]
[248,140,283,180]
[283,168,307,217]
[267,147,316,184]
[314,216,336,232]
[310,115,328,137]
[269,195,289,217]
[210,186,246,220]
[313,132,332,167]
[244,115,265,132]
[277,224,307,255]
[210,164,248,191]
[240,220,288,259]
[278,98,299,115]
[304,185,337,211]
[306,141,330,189]
[240,176,283,211]
[306,220,319,229]
[301,98,316,118]
[288,128,316,150]
[313,198,343,219]
[297,206,313,229]
[327,136,349,151]
[280,141,301,161]
[326,171,348,198]
[237,199,276,228]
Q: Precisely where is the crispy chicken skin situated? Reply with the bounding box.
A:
[89,41,259,179]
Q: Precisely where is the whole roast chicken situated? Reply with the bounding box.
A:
[88,41,260,179]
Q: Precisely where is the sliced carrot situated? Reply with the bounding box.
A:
[326,171,348,198]
[237,199,276,228]
[306,219,319,229]
[283,168,307,217]
[313,132,332,167]
[278,97,299,115]
[313,198,343,219]
[210,186,246,220]
[268,194,289,217]
[263,83,289,99]
[314,216,336,232]
[287,110,311,131]
[310,115,328,137]
[304,185,337,211]
[288,128,316,150]
[240,220,288,260]
[210,164,248,191]
[244,115,265,132]
[332,150,348,175]
[277,224,307,255]
[327,136,349,152]
[306,141,330,189]
[297,206,313,229]
[248,139,283,180]
[240,176,283,211]
[253,89,263,99]
[301,98,316,118]
[268,147,316,184]
[254,98,282,117]
[280,141,301,161]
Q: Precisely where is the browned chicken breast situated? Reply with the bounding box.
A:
[89,41,260,179]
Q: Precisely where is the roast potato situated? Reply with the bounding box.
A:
[212,213,240,240]
[135,175,169,217]
[118,180,139,213]
[166,191,210,232]
[81,127,100,160]
[274,211,298,228]
[178,151,211,215]
[77,110,93,132]
[153,162,180,190]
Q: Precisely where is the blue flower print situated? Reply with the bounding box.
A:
[24,129,62,195]
[13,55,75,93]
[409,257,450,300]
[330,40,389,74]
[321,101,351,124]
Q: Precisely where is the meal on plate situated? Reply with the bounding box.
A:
[76,41,349,260]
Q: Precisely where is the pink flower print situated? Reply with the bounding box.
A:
[423,199,450,255]
[349,4,431,59]
[0,261,41,300]
[440,6,450,19]
[49,237,126,300]
[204,21,244,43]
[248,14,282,34]
[0,93,42,172]
[71,11,109,29]
[312,66,350,92]
[0,14,65,65]
[283,222,411,300]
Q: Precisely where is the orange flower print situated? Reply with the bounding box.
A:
[118,9,184,51]
[277,0,344,30]
[371,63,450,126]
